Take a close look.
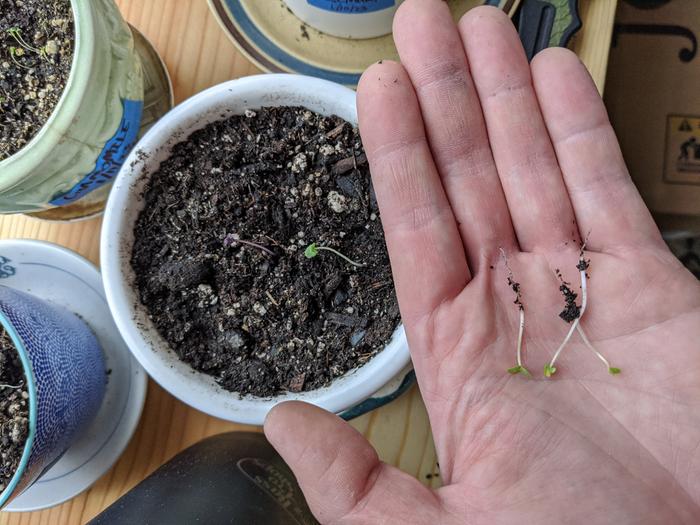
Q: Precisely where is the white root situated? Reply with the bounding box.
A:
[516,307,525,368]
[576,324,613,370]
[547,266,588,372]
[501,248,528,375]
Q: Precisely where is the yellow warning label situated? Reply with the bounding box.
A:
[665,114,700,185]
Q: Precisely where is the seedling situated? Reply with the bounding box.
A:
[0,382,22,390]
[304,243,366,268]
[223,233,275,256]
[8,47,29,69]
[500,248,530,377]
[6,28,48,62]
[545,241,620,377]
[7,28,41,54]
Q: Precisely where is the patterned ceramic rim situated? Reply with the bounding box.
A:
[207,0,520,86]
[0,309,38,508]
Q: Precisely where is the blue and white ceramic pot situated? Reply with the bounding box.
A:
[0,286,106,508]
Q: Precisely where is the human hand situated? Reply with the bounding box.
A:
[264,1,700,523]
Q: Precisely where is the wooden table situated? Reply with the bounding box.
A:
[0,1,617,522]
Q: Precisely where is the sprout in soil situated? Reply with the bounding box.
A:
[223,233,275,256]
[500,248,530,378]
[545,241,620,377]
[8,47,29,69]
[6,27,46,58]
[304,243,366,268]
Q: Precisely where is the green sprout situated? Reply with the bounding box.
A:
[304,243,366,268]
[6,28,48,62]
[543,364,557,378]
[7,27,41,54]
[508,365,531,377]
[8,47,29,69]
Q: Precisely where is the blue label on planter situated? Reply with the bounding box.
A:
[307,0,395,13]
[49,99,143,206]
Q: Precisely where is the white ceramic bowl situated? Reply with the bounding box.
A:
[101,74,410,426]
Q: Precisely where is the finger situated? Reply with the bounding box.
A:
[264,402,440,524]
[357,61,469,324]
[458,7,579,252]
[531,48,665,250]
[392,0,517,270]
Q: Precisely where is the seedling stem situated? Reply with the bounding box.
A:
[546,237,620,377]
[224,234,275,256]
[546,264,588,375]
[7,27,41,54]
[304,243,366,268]
[500,248,530,377]
[8,47,29,69]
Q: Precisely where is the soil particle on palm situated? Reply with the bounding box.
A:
[0,328,28,494]
[0,0,74,161]
[131,106,400,397]
[556,269,580,323]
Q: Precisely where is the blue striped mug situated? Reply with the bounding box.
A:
[0,286,106,508]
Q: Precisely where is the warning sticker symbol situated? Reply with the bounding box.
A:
[665,114,700,185]
[679,119,693,132]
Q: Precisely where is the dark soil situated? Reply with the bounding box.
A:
[131,106,399,397]
[0,0,74,161]
[0,328,28,495]
[556,269,580,323]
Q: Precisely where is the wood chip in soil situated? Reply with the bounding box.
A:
[131,106,400,397]
[0,0,74,161]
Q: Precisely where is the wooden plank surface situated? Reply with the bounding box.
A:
[0,0,616,522]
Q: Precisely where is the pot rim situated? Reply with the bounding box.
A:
[0,0,93,191]
[0,306,38,508]
[101,73,411,425]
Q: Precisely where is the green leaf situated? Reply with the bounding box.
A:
[609,367,621,375]
[304,243,319,259]
[543,364,556,378]
[507,366,522,375]
[519,367,532,378]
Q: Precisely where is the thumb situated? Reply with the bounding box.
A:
[264,401,441,524]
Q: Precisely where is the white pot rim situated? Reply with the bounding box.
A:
[101,74,410,426]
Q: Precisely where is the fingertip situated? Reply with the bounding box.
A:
[531,46,584,77]
[357,61,416,154]
[393,0,451,37]
[357,60,406,99]
[459,4,511,32]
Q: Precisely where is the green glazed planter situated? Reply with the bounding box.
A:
[0,0,160,217]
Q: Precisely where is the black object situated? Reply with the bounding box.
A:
[517,0,582,61]
[612,23,697,63]
[88,432,318,525]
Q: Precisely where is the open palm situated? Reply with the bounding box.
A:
[264,1,700,523]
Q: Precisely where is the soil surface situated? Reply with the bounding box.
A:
[0,0,74,161]
[132,107,399,397]
[0,328,28,495]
